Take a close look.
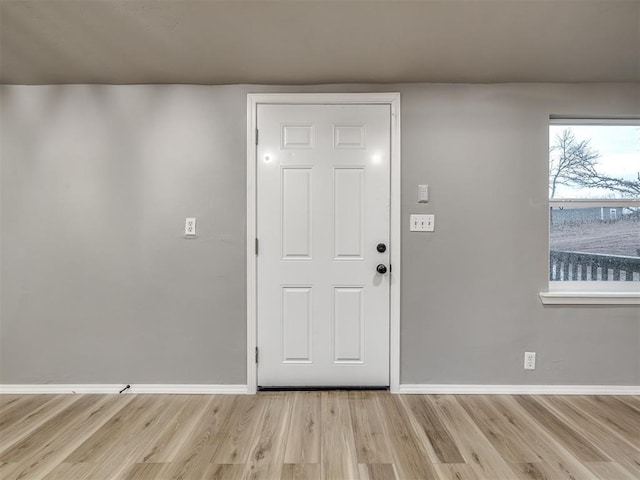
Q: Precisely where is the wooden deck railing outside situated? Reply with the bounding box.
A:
[550,250,640,281]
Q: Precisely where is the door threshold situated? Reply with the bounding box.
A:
[258,386,389,392]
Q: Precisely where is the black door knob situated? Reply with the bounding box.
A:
[377,243,387,253]
[376,264,388,274]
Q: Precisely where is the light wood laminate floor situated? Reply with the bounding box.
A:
[0,392,638,479]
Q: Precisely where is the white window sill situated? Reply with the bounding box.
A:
[539,291,640,305]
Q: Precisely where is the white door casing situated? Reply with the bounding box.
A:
[247,93,401,393]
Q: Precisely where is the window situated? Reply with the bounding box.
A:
[541,119,640,305]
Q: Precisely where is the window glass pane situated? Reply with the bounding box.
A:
[549,125,639,199]
[549,206,640,281]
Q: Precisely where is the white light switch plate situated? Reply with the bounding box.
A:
[410,214,435,232]
[185,218,196,236]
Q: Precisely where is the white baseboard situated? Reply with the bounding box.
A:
[2,383,637,396]
[0,384,249,395]
[398,384,640,395]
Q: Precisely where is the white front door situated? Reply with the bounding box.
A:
[256,103,391,387]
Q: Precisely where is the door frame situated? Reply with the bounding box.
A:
[246,93,401,394]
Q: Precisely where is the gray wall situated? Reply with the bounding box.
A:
[1,83,638,385]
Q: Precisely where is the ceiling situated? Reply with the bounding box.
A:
[1,0,639,85]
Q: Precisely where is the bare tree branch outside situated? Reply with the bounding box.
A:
[549,129,599,198]
[549,128,640,199]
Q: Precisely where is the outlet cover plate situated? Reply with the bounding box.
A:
[185,217,196,236]
[524,351,536,370]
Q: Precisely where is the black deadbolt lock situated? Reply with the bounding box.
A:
[376,243,387,253]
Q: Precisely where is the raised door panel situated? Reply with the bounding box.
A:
[282,287,312,363]
[282,124,314,149]
[333,287,365,363]
[282,167,312,259]
[333,168,364,260]
[334,124,366,149]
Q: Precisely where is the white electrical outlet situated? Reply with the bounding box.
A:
[417,184,429,203]
[524,351,536,370]
[185,217,196,236]
[410,214,435,232]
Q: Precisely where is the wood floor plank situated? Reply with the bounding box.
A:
[600,395,640,419]
[357,463,397,480]
[509,462,561,480]
[43,462,105,480]
[510,461,606,480]
[165,433,228,480]
[615,395,640,413]
[204,463,246,479]
[495,395,601,480]
[375,394,439,480]
[457,395,542,464]
[209,394,266,465]
[135,395,212,464]
[0,394,80,455]
[585,461,640,480]
[78,396,194,480]
[0,395,22,410]
[0,395,55,428]
[64,394,155,463]
[433,463,480,480]
[349,396,393,464]
[320,391,360,480]
[2,394,133,480]
[283,392,321,464]
[281,463,321,480]
[0,462,20,478]
[242,394,292,479]
[161,395,238,479]
[1,395,111,462]
[403,394,465,463]
[535,395,640,478]
[513,395,610,463]
[123,462,170,480]
[429,395,518,480]
[569,396,640,443]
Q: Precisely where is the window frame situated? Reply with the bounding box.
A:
[540,118,640,305]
